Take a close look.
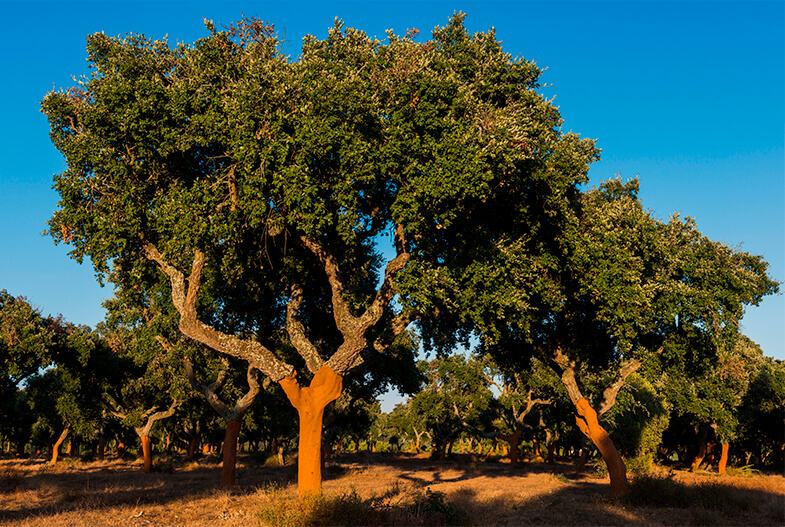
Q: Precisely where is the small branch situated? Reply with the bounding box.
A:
[372,311,414,354]
[553,347,584,406]
[514,389,552,424]
[183,357,230,417]
[138,399,178,437]
[598,358,642,416]
[285,284,324,373]
[232,365,262,417]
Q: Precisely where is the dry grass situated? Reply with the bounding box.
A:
[0,454,782,526]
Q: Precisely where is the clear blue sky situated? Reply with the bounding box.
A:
[1,1,782,365]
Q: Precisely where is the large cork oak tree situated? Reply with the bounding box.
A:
[43,15,582,495]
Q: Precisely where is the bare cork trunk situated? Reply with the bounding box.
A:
[51,427,70,465]
[574,399,628,496]
[221,419,241,486]
[718,442,729,475]
[141,435,153,473]
[279,365,342,497]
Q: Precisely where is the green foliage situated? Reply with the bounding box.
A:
[605,374,669,466]
[42,14,598,380]
[0,290,58,381]
[409,355,495,456]
[736,357,785,468]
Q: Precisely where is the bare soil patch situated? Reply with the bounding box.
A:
[0,454,782,526]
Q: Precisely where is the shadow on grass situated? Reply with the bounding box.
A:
[0,455,783,525]
[0,456,294,523]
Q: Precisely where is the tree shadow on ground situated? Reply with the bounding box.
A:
[0,456,295,523]
[0,455,783,525]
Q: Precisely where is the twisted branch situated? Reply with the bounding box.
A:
[143,242,293,381]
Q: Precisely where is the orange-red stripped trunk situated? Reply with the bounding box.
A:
[718,442,729,475]
[141,435,152,473]
[51,427,69,465]
[574,398,628,496]
[279,366,342,497]
[221,419,241,486]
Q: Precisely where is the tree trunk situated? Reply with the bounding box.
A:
[51,427,70,465]
[279,365,343,497]
[277,445,285,466]
[501,430,523,464]
[187,433,198,461]
[573,398,628,496]
[718,442,729,475]
[97,436,106,460]
[140,435,153,473]
[690,440,707,472]
[221,419,241,486]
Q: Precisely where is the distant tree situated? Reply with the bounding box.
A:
[103,323,183,473]
[49,326,122,462]
[0,291,59,454]
[737,356,785,470]
[407,355,495,459]
[661,333,764,474]
[489,357,560,464]
[179,340,263,485]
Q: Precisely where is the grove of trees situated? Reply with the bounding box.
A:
[0,14,779,502]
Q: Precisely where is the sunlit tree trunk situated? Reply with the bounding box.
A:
[279,366,342,497]
[718,442,729,475]
[51,427,70,465]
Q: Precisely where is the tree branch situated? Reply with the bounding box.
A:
[598,358,643,416]
[372,311,414,354]
[286,284,324,373]
[514,389,552,424]
[138,399,178,437]
[143,242,294,381]
[553,347,584,406]
[300,223,411,375]
[183,356,231,417]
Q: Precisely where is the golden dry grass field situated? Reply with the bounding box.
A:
[1,454,783,526]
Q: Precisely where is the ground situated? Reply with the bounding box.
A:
[1,454,783,526]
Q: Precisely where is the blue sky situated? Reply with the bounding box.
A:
[1,1,782,367]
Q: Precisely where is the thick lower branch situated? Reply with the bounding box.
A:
[143,242,294,381]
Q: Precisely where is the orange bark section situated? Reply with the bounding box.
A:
[51,429,69,465]
[222,419,241,486]
[574,398,628,496]
[718,442,729,475]
[279,365,343,497]
[141,435,152,473]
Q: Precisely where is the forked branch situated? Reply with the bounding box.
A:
[143,242,294,381]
